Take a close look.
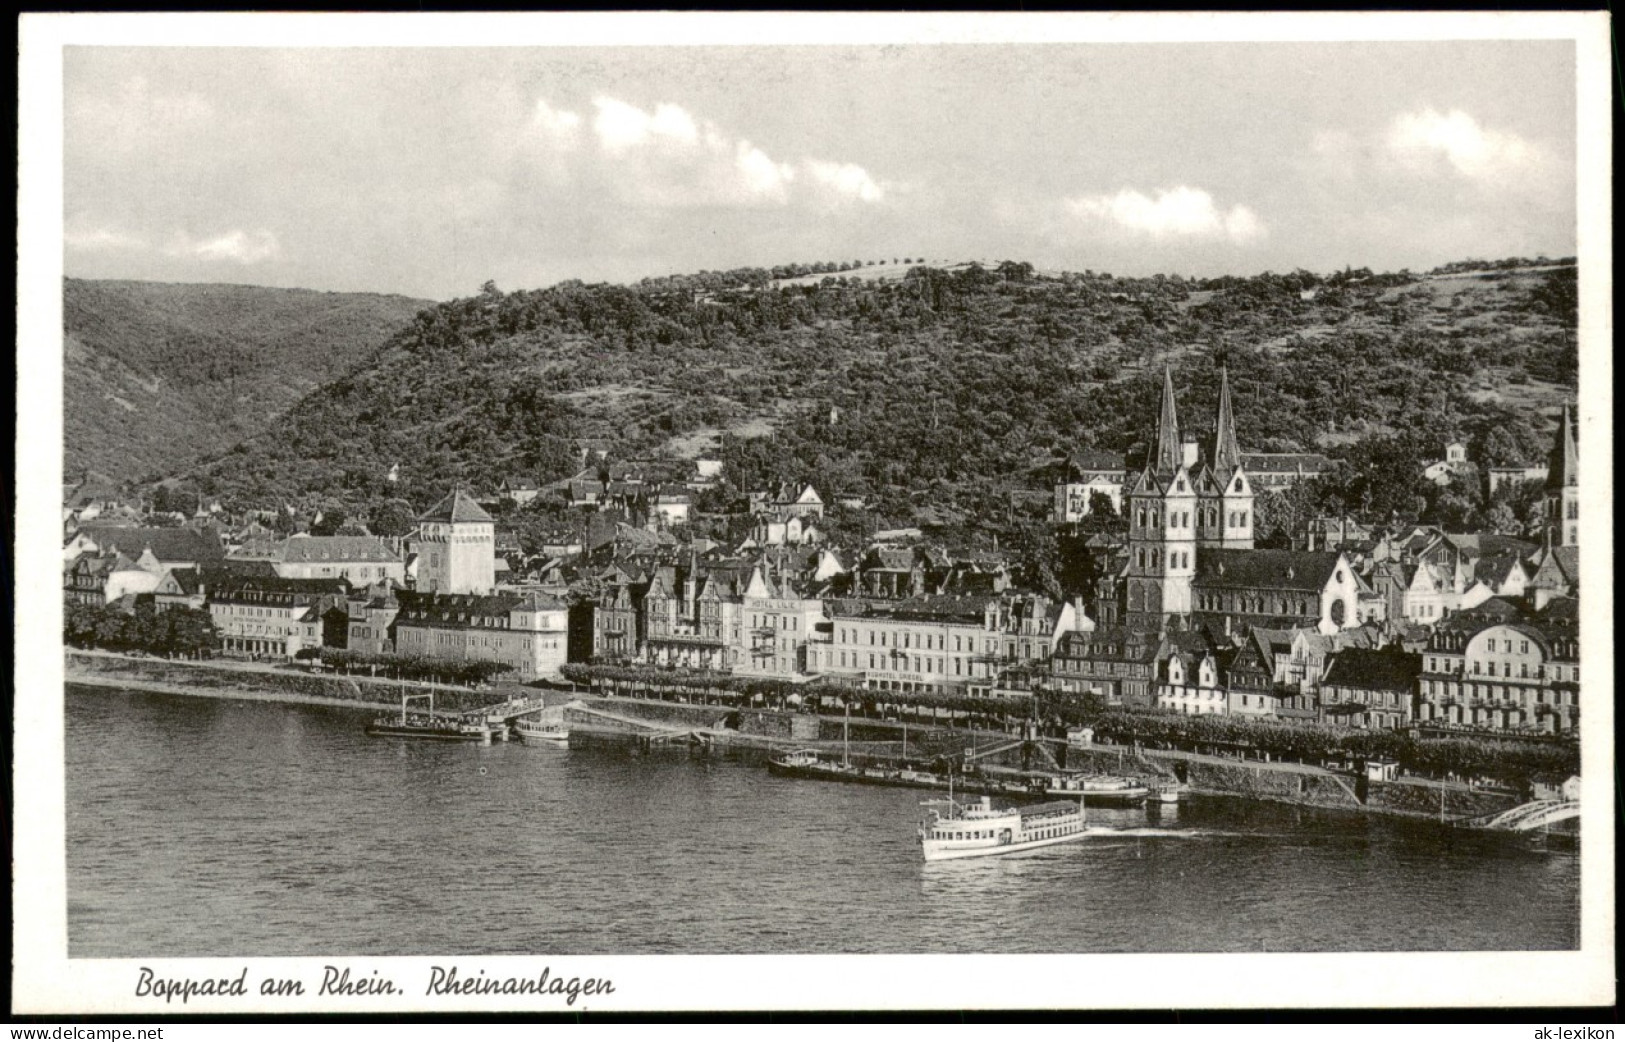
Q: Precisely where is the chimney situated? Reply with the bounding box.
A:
[1180,432,1200,470]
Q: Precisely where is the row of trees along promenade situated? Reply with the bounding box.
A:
[557,662,1577,790]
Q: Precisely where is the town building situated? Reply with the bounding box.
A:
[226,534,404,585]
[745,512,823,548]
[1191,549,1368,633]
[415,490,495,595]
[64,550,158,605]
[1153,633,1226,716]
[648,487,693,528]
[1238,452,1333,491]
[342,584,400,656]
[1052,449,1127,524]
[753,483,825,519]
[1418,597,1579,734]
[1485,463,1549,497]
[594,574,652,662]
[640,560,748,672]
[64,525,225,572]
[499,476,542,506]
[208,576,350,657]
[735,564,825,681]
[151,568,206,613]
[1525,543,1579,609]
[1423,441,1472,486]
[393,590,569,680]
[1044,626,1165,707]
[1221,633,1279,717]
[1319,646,1421,729]
[816,592,1079,697]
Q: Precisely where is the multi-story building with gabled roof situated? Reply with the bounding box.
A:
[1418,596,1578,734]
[394,589,568,680]
[226,534,404,584]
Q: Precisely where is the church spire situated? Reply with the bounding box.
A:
[1154,364,1182,473]
[1212,365,1242,474]
[1546,404,1577,490]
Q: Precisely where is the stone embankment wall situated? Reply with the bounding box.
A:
[564,696,732,732]
[736,710,821,741]
[65,651,509,713]
[1176,757,1364,809]
[1364,779,1517,819]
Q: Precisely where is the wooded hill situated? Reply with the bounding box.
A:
[165,258,1576,539]
[64,279,431,482]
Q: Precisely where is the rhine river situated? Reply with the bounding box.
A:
[65,685,1579,957]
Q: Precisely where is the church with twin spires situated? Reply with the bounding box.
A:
[1098,366,1367,636]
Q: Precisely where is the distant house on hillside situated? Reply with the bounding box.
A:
[1053,449,1127,523]
[1423,441,1473,486]
[499,475,542,506]
[1240,452,1333,490]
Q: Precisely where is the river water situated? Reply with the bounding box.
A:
[64,685,1580,957]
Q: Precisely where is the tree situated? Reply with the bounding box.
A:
[370,498,417,538]
[1254,483,1317,546]
[310,504,348,537]
[164,607,221,657]
[1484,501,1520,536]
[1429,488,1482,530]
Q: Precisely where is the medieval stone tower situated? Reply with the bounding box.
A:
[415,489,495,595]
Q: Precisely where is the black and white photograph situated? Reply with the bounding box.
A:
[13,11,1613,1015]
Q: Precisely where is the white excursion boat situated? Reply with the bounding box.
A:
[919,794,1089,862]
[514,720,571,746]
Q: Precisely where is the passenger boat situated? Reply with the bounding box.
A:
[1042,774,1151,803]
[514,720,571,746]
[365,690,493,742]
[365,712,493,742]
[920,793,1089,862]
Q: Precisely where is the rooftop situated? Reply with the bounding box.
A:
[418,489,494,525]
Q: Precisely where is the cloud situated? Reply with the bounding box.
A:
[520,95,884,210]
[65,226,148,253]
[1065,186,1265,243]
[1385,108,1547,183]
[807,160,884,204]
[531,98,582,143]
[734,142,796,201]
[166,229,280,265]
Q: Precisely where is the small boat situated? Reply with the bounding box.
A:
[920,792,1089,862]
[1150,782,1189,804]
[1042,774,1150,803]
[514,720,571,746]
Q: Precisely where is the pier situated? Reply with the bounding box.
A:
[1463,799,1580,832]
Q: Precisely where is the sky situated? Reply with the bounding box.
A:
[62,38,1578,301]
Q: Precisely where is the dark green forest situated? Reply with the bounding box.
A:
[166,258,1576,543]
